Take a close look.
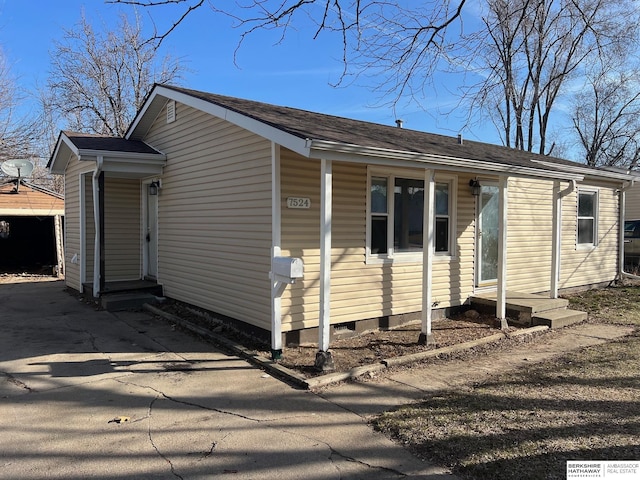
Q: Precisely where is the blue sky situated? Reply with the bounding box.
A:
[0,0,497,144]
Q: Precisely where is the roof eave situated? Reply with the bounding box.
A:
[76,149,166,162]
[129,85,311,157]
[48,132,80,174]
[309,140,584,182]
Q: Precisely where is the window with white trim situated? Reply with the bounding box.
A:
[577,190,598,246]
[368,170,454,260]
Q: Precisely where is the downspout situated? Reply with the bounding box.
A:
[92,156,103,297]
[551,179,576,298]
[619,180,639,279]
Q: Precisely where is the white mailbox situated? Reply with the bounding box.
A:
[272,256,304,283]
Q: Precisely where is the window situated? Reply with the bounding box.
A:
[368,171,453,260]
[577,190,597,245]
[370,177,388,254]
[435,183,450,252]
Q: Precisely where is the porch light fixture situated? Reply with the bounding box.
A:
[469,178,481,196]
[149,180,160,196]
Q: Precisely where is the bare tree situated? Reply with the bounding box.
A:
[110,1,467,81]
[464,0,639,155]
[46,11,184,136]
[572,65,640,168]
[0,48,39,163]
[110,0,640,161]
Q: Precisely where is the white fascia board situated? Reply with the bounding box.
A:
[49,134,79,174]
[101,162,164,176]
[309,140,584,182]
[77,149,166,162]
[0,208,65,216]
[138,86,311,157]
[531,159,634,182]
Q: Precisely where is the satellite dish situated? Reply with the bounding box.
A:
[1,159,34,178]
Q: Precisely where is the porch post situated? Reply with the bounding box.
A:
[315,158,334,371]
[92,157,104,297]
[497,175,509,328]
[551,180,562,298]
[419,169,435,344]
[270,143,283,360]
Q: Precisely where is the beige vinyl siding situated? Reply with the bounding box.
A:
[505,177,554,293]
[63,160,94,292]
[144,103,273,330]
[280,150,477,331]
[559,183,620,288]
[625,183,640,220]
[104,178,141,281]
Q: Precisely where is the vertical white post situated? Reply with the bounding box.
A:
[270,143,283,359]
[551,180,562,298]
[319,158,332,353]
[497,175,508,328]
[619,187,627,275]
[92,156,103,297]
[420,169,435,344]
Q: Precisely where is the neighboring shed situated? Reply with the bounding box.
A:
[48,84,635,362]
[0,180,64,276]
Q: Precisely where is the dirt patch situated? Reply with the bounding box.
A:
[156,299,518,377]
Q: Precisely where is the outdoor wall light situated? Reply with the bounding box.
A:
[149,180,161,196]
[469,178,481,196]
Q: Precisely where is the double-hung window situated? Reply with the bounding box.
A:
[577,190,598,246]
[368,170,454,261]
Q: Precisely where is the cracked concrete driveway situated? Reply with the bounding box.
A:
[0,279,451,480]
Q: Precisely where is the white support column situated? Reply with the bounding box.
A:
[420,169,435,344]
[497,175,509,328]
[92,156,103,297]
[551,180,562,298]
[316,158,334,371]
[270,143,283,360]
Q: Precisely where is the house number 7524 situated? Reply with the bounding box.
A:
[287,197,311,209]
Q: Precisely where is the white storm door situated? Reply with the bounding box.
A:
[145,187,158,279]
[477,184,500,286]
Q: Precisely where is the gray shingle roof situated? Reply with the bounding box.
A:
[63,131,161,155]
[161,85,594,174]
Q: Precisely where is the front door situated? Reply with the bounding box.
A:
[477,184,499,286]
[144,184,158,279]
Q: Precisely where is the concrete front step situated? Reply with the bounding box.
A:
[469,291,586,328]
[101,293,161,312]
[532,308,588,329]
[471,291,569,315]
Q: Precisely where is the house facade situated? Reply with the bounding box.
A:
[49,84,633,356]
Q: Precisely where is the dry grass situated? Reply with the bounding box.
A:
[372,284,640,480]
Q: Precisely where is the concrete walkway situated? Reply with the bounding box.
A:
[0,279,452,480]
[317,323,635,417]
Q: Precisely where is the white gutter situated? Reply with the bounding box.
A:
[531,159,635,182]
[308,140,583,182]
[92,156,103,297]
